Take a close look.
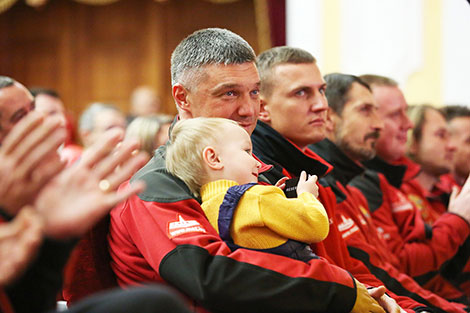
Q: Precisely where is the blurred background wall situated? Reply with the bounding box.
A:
[0,0,278,118]
[0,0,468,123]
[287,0,470,107]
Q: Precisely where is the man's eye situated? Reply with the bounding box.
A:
[225,91,236,96]
[251,89,259,96]
[295,90,306,96]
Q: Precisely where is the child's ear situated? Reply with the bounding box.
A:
[202,146,223,170]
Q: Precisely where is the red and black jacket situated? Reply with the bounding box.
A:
[310,138,469,313]
[251,121,432,313]
[350,156,470,300]
[108,139,359,313]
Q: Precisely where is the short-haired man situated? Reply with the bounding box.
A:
[320,73,470,312]
[79,102,126,147]
[30,87,83,166]
[351,75,470,300]
[0,76,152,313]
[108,28,383,313]
[441,105,470,188]
[401,104,456,224]
[252,46,465,313]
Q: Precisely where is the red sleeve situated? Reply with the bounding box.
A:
[316,184,427,312]
[336,186,467,313]
[108,182,358,313]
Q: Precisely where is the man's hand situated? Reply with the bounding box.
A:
[34,129,149,239]
[448,173,470,224]
[296,171,319,198]
[351,279,386,313]
[0,112,66,215]
[0,207,44,286]
[368,286,406,313]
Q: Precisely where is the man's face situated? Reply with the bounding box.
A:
[333,83,383,161]
[182,62,260,135]
[260,63,328,150]
[0,82,35,144]
[34,94,66,126]
[372,85,413,162]
[87,109,126,147]
[411,109,455,176]
[448,116,470,179]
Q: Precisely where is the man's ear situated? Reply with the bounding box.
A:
[258,97,271,123]
[202,146,224,170]
[172,84,192,118]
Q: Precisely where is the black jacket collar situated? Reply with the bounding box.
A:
[309,139,364,186]
[362,156,407,189]
[251,121,331,178]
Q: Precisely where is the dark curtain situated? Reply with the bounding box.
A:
[267,0,285,47]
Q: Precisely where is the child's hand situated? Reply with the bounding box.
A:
[296,171,319,198]
[275,177,288,190]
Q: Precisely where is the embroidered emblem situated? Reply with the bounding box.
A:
[338,215,359,238]
[391,191,414,213]
[167,215,207,238]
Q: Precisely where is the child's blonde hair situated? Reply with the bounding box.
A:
[166,117,239,197]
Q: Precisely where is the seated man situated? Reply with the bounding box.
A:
[441,105,470,189]
[30,87,83,166]
[402,104,456,223]
[0,76,152,313]
[252,46,462,313]
[108,28,389,313]
[351,74,470,300]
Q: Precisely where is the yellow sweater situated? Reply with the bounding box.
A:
[200,180,329,250]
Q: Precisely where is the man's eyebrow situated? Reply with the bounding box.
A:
[210,81,260,96]
[210,83,241,95]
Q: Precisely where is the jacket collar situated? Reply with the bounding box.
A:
[309,138,364,186]
[251,120,332,178]
[362,156,407,189]
[393,156,421,183]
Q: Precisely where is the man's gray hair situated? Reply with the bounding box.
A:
[79,102,121,132]
[170,28,256,88]
[0,76,15,90]
[256,46,316,97]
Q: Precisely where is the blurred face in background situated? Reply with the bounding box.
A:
[448,116,470,180]
[82,109,126,147]
[409,108,455,177]
[0,82,35,144]
[34,94,67,127]
[372,85,413,162]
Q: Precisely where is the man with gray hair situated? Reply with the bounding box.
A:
[79,102,126,147]
[108,28,377,313]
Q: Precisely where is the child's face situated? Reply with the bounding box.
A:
[216,124,261,184]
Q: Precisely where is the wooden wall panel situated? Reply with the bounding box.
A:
[0,0,259,121]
